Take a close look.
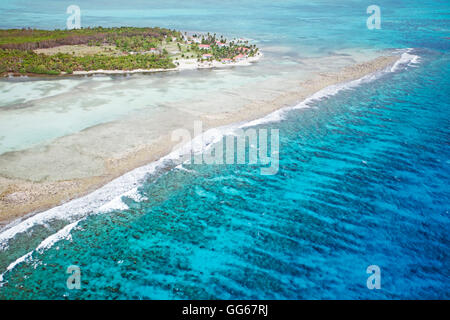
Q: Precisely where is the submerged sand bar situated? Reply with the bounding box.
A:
[0,54,398,225]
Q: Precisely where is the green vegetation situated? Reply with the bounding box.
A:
[188,33,259,62]
[0,27,180,75]
[113,36,160,52]
[0,27,259,76]
[0,49,175,75]
[0,27,180,48]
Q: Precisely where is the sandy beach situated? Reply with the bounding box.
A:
[1,0,448,301]
[70,52,264,75]
[2,52,263,78]
[0,54,398,226]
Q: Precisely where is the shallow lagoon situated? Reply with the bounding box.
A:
[0,0,449,299]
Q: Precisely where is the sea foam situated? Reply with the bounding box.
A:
[0,49,421,280]
[243,49,420,128]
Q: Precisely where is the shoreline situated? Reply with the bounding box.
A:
[1,53,263,78]
[0,54,400,227]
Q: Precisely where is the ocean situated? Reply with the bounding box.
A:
[0,0,449,299]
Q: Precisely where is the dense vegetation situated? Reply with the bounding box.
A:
[0,27,180,75]
[0,49,175,75]
[0,27,180,50]
[191,33,259,62]
[0,27,259,76]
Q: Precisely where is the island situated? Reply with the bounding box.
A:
[0,27,262,76]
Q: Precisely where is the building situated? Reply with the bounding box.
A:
[202,54,213,60]
[198,44,211,50]
[233,54,246,62]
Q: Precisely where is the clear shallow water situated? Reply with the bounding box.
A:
[0,69,274,154]
[1,0,449,154]
[0,0,449,299]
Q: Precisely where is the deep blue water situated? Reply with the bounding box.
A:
[0,0,449,299]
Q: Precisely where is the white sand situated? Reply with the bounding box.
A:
[0,54,398,224]
[72,53,263,75]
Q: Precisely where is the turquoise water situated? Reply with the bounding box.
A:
[0,0,449,299]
